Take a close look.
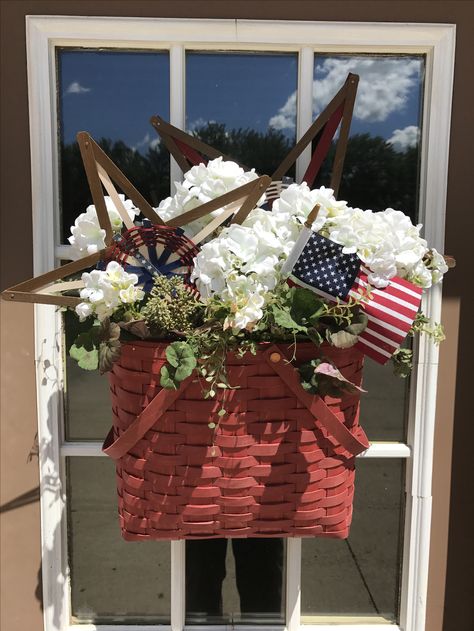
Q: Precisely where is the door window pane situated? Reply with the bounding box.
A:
[359,358,409,443]
[63,299,112,441]
[301,459,404,624]
[67,457,171,624]
[57,48,170,242]
[312,54,425,223]
[186,51,297,176]
[186,538,286,625]
[308,54,425,442]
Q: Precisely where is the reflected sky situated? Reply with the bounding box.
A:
[59,50,423,154]
[58,50,170,151]
[186,52,297,140]
[271,54,424,153]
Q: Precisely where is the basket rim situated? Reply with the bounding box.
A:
[118,338,364,361]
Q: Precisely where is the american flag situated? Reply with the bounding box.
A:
[281,229,423,365]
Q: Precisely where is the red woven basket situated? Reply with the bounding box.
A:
[103,341,368,540]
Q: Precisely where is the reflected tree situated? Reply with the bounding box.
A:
[60,139,170,241]
[315,133,420,221]
[191,122,293,177]
[60,124,419,242]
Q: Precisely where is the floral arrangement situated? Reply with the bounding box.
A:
[67,158,448,399]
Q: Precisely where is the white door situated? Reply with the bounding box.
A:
[26,17,455,631]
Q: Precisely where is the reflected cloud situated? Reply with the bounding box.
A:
[269,57,422,132]
[66,80,91,94]
[132,132,160,152]
[387,125,420,152]
[187,117,217,132]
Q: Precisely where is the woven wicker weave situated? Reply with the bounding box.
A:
[103,341,368,540]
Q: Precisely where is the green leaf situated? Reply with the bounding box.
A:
[69,344,99,371]
[160,365,178,390]
[175,362,195,382]
[166,342,197,378]
[73,326,100,352]
[217,408,227,417]
[208,422,216,429]
[290,288,325,325]
[327,329,359,349]
[98,339,121,375]
[271,306,307,332]
[392,348,413,378]
[165,344,180,368]
[99,318,121,342]
[346,312,368,335]
[307,327,323,346]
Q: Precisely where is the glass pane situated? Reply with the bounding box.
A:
[312,54,425,223]
[186,51,297,176]
[57,48,170,242]
[67,457,171,624]
[186,538,286,625]
[301,459,404,624]
[63,307,112,441]
[309,54,424,441]
[359,357,409,442]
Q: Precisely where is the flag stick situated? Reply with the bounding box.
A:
[305,203,321,229]
[281,204,321,278]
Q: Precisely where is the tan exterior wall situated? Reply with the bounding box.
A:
[1,2,473,630]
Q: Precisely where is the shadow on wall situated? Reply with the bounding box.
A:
[0,462,44,614]
[0,386,69,623]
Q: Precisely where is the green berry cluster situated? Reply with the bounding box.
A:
[141,275,204,336]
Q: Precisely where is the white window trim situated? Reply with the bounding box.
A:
[26,16,455,631]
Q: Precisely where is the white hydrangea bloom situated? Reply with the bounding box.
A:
[191,184,350,331]
[421,247,449,287]
[272,183,349,233]
[75,261,144,322]
[221,274,267,331]
[327,206,431,287]
[68,195,138,259]
[156,157,260,238]
[191,178,448,331]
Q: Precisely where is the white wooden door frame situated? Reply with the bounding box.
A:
[25,16,455,631]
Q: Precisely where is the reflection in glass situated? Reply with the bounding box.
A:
[186,538,286,625]
[57,48,170,241]
[301,460,404,623]
[359,357,409,443]
[310,54,425,222]
[63,308,112,441]
[186,52,297,176]
[67,457,171,624]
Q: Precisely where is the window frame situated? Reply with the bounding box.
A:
[26,15,455,631]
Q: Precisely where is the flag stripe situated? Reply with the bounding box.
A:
[349,289,415,326]
[360,292,418,322]
[363,316,406,343]
[354,277,422,312]
[358,329,398,355]
[355,339,392,364]
[359,267,423,301]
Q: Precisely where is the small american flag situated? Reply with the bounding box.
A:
[281,228,423,365]
[347,267,422,364]
[290,231,361,300]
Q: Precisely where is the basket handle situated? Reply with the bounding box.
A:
[103,345,369,460]
[102,374,195,459]
[261,345,369,456]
